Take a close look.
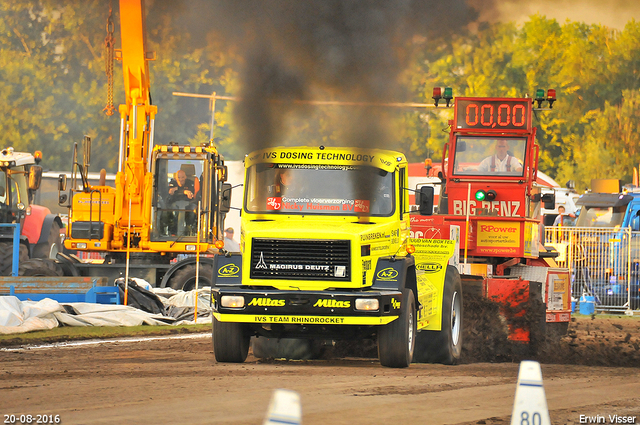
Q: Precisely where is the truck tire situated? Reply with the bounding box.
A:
[18,258,64,277]
[212,316,249,363]
[167,264,213,291]
[0,242,29,276]
[32,222,62,259]
[378,288,416,368]
[413,265,463,364]
[251,337,323,360]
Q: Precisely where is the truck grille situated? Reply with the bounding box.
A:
[250,238,351,281]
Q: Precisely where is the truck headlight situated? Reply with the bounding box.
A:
[221,295,245,308]
[355,298,379,311]
[77,242,87,249]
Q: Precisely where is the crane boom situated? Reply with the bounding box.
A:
[112,0,157,250]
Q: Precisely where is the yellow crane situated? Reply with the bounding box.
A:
[46,0,230,290]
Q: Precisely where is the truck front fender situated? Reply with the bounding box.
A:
[212,253,242,286]
[371,256,417,298]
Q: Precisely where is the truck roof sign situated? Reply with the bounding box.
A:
[245,146,405,172]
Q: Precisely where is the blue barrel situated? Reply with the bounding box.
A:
[579,295,595,315]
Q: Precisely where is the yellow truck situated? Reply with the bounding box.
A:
[211,146,462,368]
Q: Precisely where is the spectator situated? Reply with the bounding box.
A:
[553,205,576,226]
[224,227,240,252]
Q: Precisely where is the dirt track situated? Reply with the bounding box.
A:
[1,316,639,425]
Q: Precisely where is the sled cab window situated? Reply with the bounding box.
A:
[452,137,527,177]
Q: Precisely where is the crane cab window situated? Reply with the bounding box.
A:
[152,157,207,240]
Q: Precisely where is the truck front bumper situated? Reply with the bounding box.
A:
[212,287,403,326]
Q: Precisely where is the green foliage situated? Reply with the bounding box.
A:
[2,2,640,191]
[409,17,640,189]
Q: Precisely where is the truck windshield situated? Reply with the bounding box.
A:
[1,168,28,208]
[576,206,626,228]
[244,164,394,216]
[452,136,526,177]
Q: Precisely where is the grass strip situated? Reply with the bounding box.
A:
[0,323,211,347]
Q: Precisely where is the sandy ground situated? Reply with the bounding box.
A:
[1,316,639,425]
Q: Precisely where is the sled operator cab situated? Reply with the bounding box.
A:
[419,93,556,260]
[412,88,571,342]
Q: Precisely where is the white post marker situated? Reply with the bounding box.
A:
[510,360,551,425]
[263,389,302,425]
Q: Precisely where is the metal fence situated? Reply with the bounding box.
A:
[545,226,640,313]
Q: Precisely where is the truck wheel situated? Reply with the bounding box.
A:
[19,258,64,277]
[167,264,213,291]
[414,265,463,364]
[378,288,416,368]
[251,337,323,360]
[0,242,29,276]
[32,222,62,259]
[212,316,249,363]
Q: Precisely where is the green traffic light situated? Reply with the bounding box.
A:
[535,89,545,99]
[443,87,453,98]
[475,190,486,201]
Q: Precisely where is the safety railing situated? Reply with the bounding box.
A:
[545,226,640,313]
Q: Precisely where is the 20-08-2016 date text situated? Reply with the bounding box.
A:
[4,415,60,424]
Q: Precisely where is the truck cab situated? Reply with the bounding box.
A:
[575,191,640,230]
[239,147,410,290]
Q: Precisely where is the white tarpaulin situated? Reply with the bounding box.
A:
[165,287,212,312]
[54,303,171,327]
[0,297,64,334]
[0,286,213,334]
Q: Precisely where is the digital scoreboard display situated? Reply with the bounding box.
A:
[455,99,532,131]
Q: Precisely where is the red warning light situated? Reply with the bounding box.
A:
[547,89,556,109]
[432,87,442,107]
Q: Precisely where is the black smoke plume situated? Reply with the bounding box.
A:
[205,0,487,152]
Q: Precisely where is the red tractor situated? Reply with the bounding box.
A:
[0,148,63,276]
[412,89,571,344]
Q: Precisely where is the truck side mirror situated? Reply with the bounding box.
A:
[541,193,555,210]
[58,174,68,206]
[58,174,67,191]
[219,183,232,213]
[28,165,43,190]
[417,186,434,216]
